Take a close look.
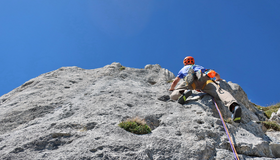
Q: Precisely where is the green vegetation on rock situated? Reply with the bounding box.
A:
[119,66,126,71]
[119,117,151,135]
[261,121,280,131]
[254,102,280,131]
[256,103,280,119]
[167,80,174,83]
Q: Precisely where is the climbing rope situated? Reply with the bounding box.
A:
[212,98,239,160]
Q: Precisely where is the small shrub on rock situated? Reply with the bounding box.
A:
[261,121,280,131]
[224,118,233,124]
[119,66,126,71]
[255,103,280,119]
[118,117,151,135]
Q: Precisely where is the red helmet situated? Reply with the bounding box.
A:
[183,56,195,65]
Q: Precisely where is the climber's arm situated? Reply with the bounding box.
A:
[169,77,181,91]
[215,72,223,81]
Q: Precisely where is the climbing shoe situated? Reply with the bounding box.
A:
[178,90,192,105]
[232,106,242,123]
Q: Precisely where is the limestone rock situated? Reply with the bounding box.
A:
[269,108,280,126]
[0,63,279,159]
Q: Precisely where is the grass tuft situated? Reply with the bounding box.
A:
[167,80,174,83]
[253,102,280,132]
[261,121,280,131]
[255,103,280,119]
[119,117,151,135]
[224,118,232,124]
[119,66,126,71]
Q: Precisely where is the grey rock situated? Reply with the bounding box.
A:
[266,132,280,158]
[270,112,280,123]
[0,62,279,159]
[269,108,280,127]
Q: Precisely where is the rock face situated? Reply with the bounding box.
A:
[0,62,279,160]
[270,108,280,124]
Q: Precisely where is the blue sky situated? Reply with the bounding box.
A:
[0,1,279,106]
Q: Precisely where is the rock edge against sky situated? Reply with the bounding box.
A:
[0,62,279,159]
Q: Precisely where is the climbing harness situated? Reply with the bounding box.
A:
[190,79,217,90]
[201,80,214,90]
[212,98,239,160]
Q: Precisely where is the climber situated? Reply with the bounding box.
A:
[169,56,242,123]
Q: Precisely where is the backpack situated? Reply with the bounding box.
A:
[183,65,197,85]
[184,65,216,85]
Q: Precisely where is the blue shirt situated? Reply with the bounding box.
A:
[177,64,206,79]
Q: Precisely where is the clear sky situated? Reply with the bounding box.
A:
[0,1,279,106]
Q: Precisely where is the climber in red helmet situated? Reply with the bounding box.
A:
[169,56,242,123]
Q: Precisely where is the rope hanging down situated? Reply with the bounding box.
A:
[212,98,239,160]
